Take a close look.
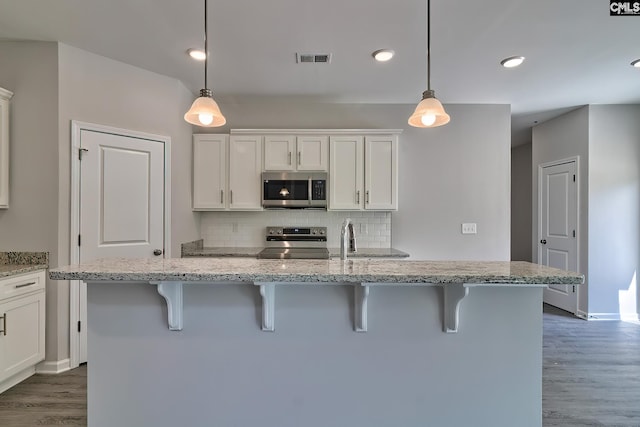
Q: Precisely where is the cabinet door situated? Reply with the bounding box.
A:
[297,136,328,171]
[364,135,398,210]
[329,136,363,210]
[0,291,46,382]
[0,88,12,209]
[193,134,228,210]
[264,135,295,171]
[229,135,263,210]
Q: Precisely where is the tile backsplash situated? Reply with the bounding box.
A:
[200,210,391,248]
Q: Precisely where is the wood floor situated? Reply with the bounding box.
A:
[0,364,86,426]
[542,304,640,426]
[0,304,638,426]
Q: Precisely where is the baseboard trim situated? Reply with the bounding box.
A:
[36,358,71,375]
[575,309,588,320]
[0,367,36,394]
[585,312,640,321]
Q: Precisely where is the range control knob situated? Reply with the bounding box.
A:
[277,230,283,235]
[320,230,325,235]
[312,230,317,235]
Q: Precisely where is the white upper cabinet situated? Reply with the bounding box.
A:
[192,134,262,211]
[228,135,263,210]
[0,87,13,209]
[364,135,398,210]
[329,133,398,211]
[329,136,363,210]
[297,136,328,171]
[193,134,227,210]
[263,134,328,172]
[264,135,296,171]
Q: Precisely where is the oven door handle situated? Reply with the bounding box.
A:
[308,177,312,204]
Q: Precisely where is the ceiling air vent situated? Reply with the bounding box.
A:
[296,53,332,64]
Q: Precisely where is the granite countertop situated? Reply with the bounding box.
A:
[180,239,409,259]
[0,252,49,279]
[50,258,584,285]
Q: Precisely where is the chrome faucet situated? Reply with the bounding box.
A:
[340,218,357,260]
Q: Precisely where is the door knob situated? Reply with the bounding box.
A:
[153,249,163,256]
[540,239,547,245]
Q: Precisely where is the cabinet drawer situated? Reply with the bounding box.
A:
[0,271,46,301]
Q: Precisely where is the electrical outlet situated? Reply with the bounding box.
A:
[461,223,477,234]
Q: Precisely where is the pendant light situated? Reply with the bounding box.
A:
[184,0,226,127]
[408,0,450,128]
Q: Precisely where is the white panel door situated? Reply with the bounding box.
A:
[364,135,398,210]
[329,136,363,210]
[264,135,295,171]
[297,136,328,171]
[80,130,165,260]
[229,135,262,210]
[193,134,228,210]
[540,160,578,313]
[75,127,166,365]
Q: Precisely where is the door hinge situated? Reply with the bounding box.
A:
[77,320,82,333]
[573,174,576,182]
[573,230,576,238]
[78,234,81,246]
[79,148,88,160]
[573,285,576,293]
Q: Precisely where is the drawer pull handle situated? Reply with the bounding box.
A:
[0,313,6,336]
[15,281,37,289]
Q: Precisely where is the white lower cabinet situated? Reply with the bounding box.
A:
[329,134,398,211]
[0,270,46,393]
[192,134,263,211]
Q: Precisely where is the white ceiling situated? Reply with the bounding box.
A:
[1,0,639,146]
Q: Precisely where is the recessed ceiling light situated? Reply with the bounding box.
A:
[500,56,525,68]
[631,59,640,68]
[187,48,206,61]
[372,49,395,62]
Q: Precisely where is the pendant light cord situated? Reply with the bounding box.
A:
[204,0,208,89]
[426,0,431,91]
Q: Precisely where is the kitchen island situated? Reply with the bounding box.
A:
[51,258,583,427]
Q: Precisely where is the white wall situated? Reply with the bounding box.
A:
[532,107,590,316]
[55,44,199,362]
[0,41,200,364]
[199,102,512,261]
[511,143,532,261]
[588,105,640,318]
[533,104,640,319]
[393,104,511,260]
[0,41,61,360]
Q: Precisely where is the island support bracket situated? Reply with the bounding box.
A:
[152,281,184,331]
[443,283,468,333]
[259,284,275,332]
[255,282,370,332]
[354,284,369,332]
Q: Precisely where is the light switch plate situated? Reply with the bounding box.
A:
[461,223,477,234]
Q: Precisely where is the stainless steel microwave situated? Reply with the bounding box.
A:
[262,172,327,208]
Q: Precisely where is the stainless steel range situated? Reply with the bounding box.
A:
[257,226,330,259]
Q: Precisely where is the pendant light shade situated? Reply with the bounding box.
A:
[184,0,226,127]
[408,89,450,127]
[184,89,226,127]
[409,0,449,128]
